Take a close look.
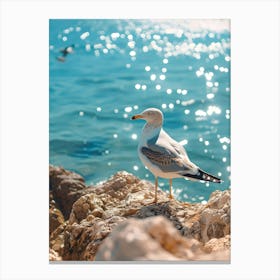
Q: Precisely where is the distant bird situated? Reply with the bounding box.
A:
[60,44,75,57]
[131,108,221,203]
[56,44,75,62]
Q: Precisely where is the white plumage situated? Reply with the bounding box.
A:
[132,108,221,202]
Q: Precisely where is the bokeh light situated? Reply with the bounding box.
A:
[50,19,230,202]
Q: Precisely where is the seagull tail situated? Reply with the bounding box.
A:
[183,168,221,183]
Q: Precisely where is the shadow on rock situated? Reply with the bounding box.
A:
[49,165,230,261]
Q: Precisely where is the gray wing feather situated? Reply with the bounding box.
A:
[157,129,189,158]
[141,129,198,174]
[141,145,192,173]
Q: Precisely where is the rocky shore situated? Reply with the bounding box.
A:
[49,165,230,261]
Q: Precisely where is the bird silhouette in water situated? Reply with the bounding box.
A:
[56,44,75,62]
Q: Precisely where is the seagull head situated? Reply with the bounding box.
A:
[131,108,163,126]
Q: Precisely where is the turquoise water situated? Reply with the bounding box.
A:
[49,19,230,203]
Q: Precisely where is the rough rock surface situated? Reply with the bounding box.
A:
[204,235,231,253]
[49,166,231,261]
[49,191,65,235]
[49,207,64,235]
[49,248,62,261]
[49,165,87,219]
[95,216,204,261]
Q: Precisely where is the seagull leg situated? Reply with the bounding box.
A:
[169,178,174,199]
[154,176,158,203]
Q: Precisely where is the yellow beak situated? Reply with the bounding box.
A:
[131,114,143,120]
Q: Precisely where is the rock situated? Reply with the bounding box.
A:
[95,216,228,261]
[49,248,62,261]
[49,223,66,257]
[63,216,126,260]
[49,205,65,235]
[91,171,168,208]
[195,250,230,261]
[60,171,170,260]
[135,200,189,232]
[200,190,230,242]
[204,235,231,253]
[208,190,230,209]
[49,165,87,218]
[134,190,231,243]
[95,216,198,261]
[69,193,104,224]
[49,165,231,261]
[49,165,85,187]
[49,190,65,234]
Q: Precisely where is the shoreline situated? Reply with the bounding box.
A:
[49,165,230,261]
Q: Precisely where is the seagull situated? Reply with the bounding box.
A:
[131,108,221,203]
[60,44,75,57]
[56,44,75,62]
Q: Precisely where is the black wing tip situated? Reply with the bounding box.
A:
[213,178,222,183]
[199,169,222,183]
[183,169,222,183]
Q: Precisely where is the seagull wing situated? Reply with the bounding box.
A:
[141,130,198,174]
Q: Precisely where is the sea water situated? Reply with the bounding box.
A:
[49,19,230,203]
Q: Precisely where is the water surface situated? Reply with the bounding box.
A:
[49,19,231,203]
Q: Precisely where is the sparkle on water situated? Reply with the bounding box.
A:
[50,19,230,202]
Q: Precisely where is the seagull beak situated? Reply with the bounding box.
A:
[131,114,144,120]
